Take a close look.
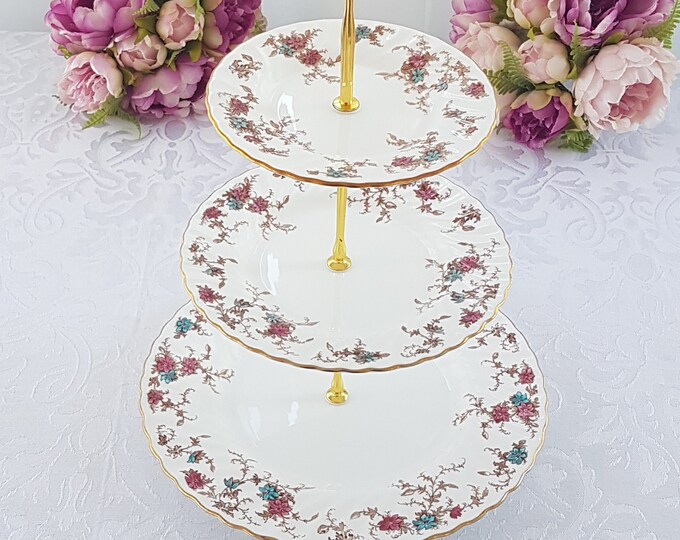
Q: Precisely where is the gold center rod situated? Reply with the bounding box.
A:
[327,187,352,272]
[333,0,359,112]
[326,372,349,405]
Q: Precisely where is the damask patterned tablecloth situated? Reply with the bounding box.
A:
[1,32,679,539]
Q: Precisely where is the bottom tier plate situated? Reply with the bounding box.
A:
[140,304,547,539]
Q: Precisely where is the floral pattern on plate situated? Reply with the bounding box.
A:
[141,304,546,539]
[180,169,511,372]
[206,20,496,187]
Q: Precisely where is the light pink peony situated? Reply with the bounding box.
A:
[508,0,553,32]
[454,22,522,72]
[449,0,496,44]
[128,55,215,118]
[58,51,124,112]
[574,38,680,136]
[519,35,570,84]
[156,0,205,50]
[115,34,168,73]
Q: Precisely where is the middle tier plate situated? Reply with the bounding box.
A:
[181,169,511,373]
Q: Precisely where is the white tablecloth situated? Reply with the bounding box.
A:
[1,31,679,539]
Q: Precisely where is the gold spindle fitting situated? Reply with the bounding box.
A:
[326,372,349,405]
[333,0,360,113]
[327,187,352,272]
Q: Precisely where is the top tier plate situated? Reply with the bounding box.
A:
[206,19,497,188]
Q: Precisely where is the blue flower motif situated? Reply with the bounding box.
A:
[175,317,193,334]
[224,478,241,490]
[359,352,378,363]
[435,81,449,92]
[355,25,371,41]
[187,452,198,463]
[423,150,442,163]
[279,44,295,56]
[411,68,425,83]
[327,167,348,178]
[227,198,244,210]
[265,313,282,324]
[160,370,177,384]
[507,445,528,465]
[510,392,530,407]
[259,484,279,501]
[413,514,437,531]
[451,292,465,303]
[445,270,463,283]
[230,117,249,130]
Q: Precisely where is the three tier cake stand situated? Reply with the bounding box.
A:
[140,2,547,538]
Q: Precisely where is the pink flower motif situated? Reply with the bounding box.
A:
[460,309,483,327]
[391,156,416,168]
[517,402,536,421]
[286,34,308,50]
[267,323,292,338]
[203,206,222,220]
[491,403,511,423]
[457,256,480,273]
[181,357,199,376]
[227,184,251,203]
[184,469,207,490]
[248,196,269,214]
[229,97,249,116]
[154,354,175,373]
[147,389,164,406]
[449,505,463,519]
[414,182,438,201]
[198,286,218,303]
[267,498,292,516]
[407,53,430,69]
[299,49,322,66]
[518,366,535,385]
[467,82,486,98]
[378,514,405,531]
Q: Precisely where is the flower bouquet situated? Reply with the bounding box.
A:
[450,0,680,151]
[46,0,265,129]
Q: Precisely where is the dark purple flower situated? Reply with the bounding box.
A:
[549,0,675,46]
[503,91,571,149]
[203,0,261,57]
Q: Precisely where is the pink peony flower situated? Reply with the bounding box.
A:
[154,354,175,373]
[450,505,463,519]
[574,39,679,136]
[181,357,200,375]
[115,34,167,73]
[449,0,496,44]
[58,51,123,113]
[548,0,674,46]
[454,22,522,72]
[518,366,535,385]
[129,55,215,118]
[147,389,164,406]
[45,0,137,55]
[378,515,405,531]
[156,0,205,51]
[198,285,218,303]
[267,498,292,517]
[503,89,573,149]
[184,469,207,490]
[203,0,261,57]
[491,403,511,423]
[519,35,570,84]
[508,0,552,32]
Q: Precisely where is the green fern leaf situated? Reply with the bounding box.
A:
[643,0,680,48]
[134,0,160,17]
[559,129,594,153]
[567,25,597,79]
[491,0,509,22]
[82,95,121,130]
[135,14,157,33]
[112,107,142,137]
[484,41,534,95]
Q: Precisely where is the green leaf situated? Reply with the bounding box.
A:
[643,0,680,48]
[112,107,142,138]
[567,25,597,79]
[187,40,202,63]
[603,31,625,46]
[491,0,509,22]
[166,48,182,70]
[194,0,205,20]
[121,67,136,86]
[135,27,151,43]
[57,46,73,58]
[82,95,121,130]
[134,0,160,17]
[483,41,534,95]
[559,129,594,153]
[135,14,157,33]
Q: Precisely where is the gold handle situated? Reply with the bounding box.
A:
[333,0,360,112]
[327,187,352,272]
[326,372,349,405]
